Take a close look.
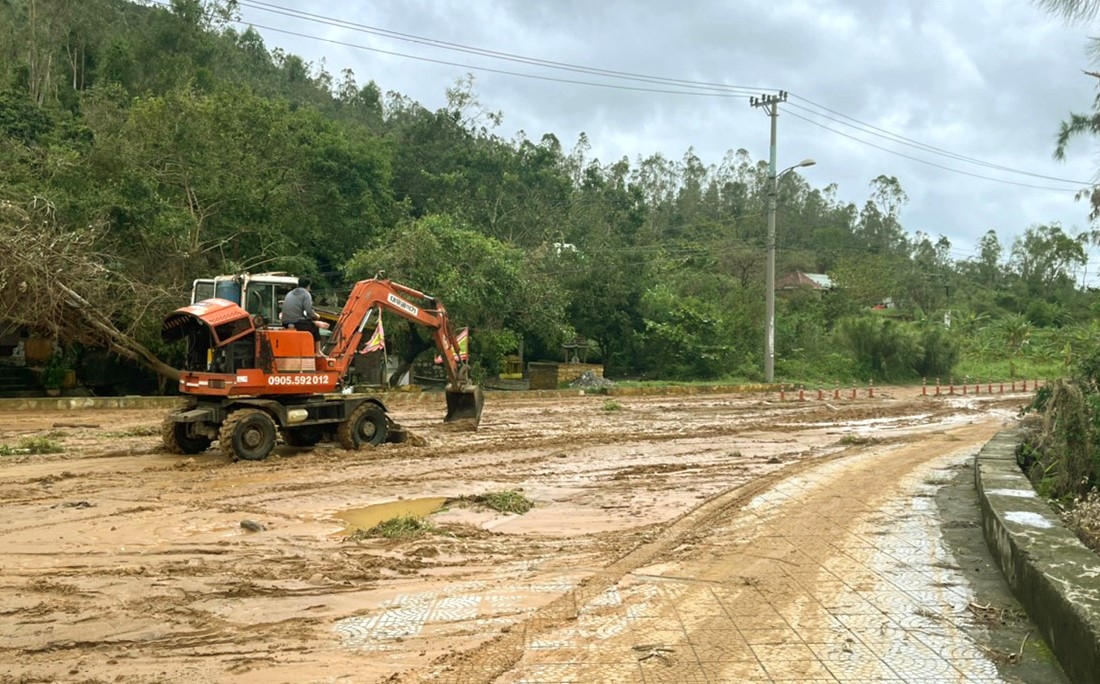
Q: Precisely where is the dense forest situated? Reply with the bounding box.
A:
[0,0,1097,387]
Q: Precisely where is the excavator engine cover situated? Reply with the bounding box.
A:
[445,384,483,428]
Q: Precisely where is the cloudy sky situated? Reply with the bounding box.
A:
[231,0,1100,278]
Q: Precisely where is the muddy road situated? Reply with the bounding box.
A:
[0,389,1049,683]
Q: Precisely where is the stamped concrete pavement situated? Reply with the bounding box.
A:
[443,419,1069,683]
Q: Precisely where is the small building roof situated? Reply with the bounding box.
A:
[778,271,835,290]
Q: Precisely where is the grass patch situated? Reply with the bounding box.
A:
[104,426,159,438]
[0,436,64,456]
[458,490,534,515]
[953,357,1060,383]
[838,434,879,446]
[601,399,623,411]
[347,514,434,541]
[611,377,754,388]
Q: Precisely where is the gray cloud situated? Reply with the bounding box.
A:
[242,0,1100,273]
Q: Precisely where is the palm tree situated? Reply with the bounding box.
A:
[996,313,1032,379]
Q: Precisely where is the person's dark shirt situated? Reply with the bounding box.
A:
[281,287,315,323]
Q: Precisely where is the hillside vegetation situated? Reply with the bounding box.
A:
[0,0,1094,385]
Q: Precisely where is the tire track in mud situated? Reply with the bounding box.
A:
[387,445,867,684]
[394,418,1009,683]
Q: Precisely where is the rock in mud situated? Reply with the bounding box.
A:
[240,520,266,532]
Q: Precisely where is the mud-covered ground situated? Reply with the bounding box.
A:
[0,388,1044,683]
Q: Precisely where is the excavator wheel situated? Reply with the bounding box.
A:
[281,426,323,447]
[161,413,212,455]
[337,403,388,449]
[219,408,277,461]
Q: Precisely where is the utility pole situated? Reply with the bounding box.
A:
[750,91,787,384]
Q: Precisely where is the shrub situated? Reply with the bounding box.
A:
[835,317,919,381]
[1018,380,1095,500]
[913,325,960,378]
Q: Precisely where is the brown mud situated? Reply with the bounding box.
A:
[0,389,1033,683]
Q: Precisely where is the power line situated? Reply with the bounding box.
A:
[783,109,1083,193]
[230,1,1096,188]
[144,0,1097,194]
[786,98,1091,186]
[235,20,752,98]
[238,0,767,96]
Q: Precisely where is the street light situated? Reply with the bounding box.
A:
[764,157,816,383]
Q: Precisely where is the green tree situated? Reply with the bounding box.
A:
[1008,223,1087,298]
[996,312,1033,379]
[344,214,570,380]
[1035,1,1100,219]
[854,175,908,255]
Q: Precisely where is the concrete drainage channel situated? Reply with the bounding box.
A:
[976,430,1100,684]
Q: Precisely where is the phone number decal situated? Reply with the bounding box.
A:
[267,374,330,386]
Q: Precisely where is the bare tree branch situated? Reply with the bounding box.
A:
[0,198,180,381]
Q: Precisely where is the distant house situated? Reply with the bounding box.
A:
[777,271,835,292]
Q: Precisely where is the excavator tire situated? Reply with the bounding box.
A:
[219,408,277,461]
[281,426,323,447]
[161,413,212,455]
[337,403,388,449]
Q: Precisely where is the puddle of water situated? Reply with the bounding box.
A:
[334,497,447,533]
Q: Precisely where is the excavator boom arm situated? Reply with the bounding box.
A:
[326,279,469,387]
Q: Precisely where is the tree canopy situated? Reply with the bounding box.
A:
[0,0,1096,386]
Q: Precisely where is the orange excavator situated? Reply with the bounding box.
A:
[159,278,483,461]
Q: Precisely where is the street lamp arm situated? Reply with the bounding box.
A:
[776,158,816,181]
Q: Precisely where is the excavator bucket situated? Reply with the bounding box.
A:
[444,384,483,428]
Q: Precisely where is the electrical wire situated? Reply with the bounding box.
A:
[235,20,752,98]
[226,0,1096,189]
[785,99,1090,186]
[237,0,768,96]
[782,109,1083,193]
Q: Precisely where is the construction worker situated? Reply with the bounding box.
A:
[280,277,328,355]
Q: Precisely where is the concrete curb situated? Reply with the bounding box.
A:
[976,430,1100,684]
[0,384,779,412]
[0,396,184,411]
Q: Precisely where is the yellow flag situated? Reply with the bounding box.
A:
[435,328,469,364]
[360,313,385,353]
